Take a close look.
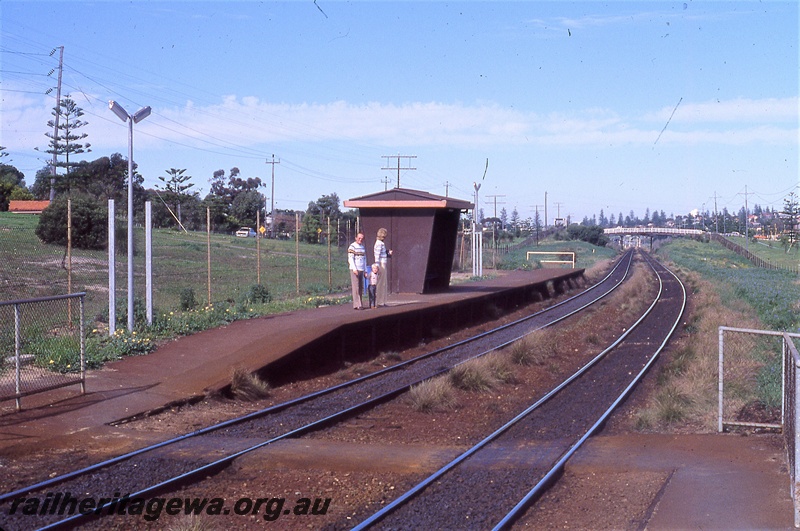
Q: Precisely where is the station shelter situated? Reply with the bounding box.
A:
[344,188,473,294]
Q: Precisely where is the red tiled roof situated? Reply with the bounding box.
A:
[8,200,50,213]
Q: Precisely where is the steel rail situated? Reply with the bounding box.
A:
[0,250,633,508]
[351,251,686,530]
[493,252,686,529]
[3,253,637,530]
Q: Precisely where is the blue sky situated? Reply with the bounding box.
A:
[2,1,797,223]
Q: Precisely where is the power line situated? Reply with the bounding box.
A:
[381,155,416,188]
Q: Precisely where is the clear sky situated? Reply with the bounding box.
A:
[2,1,797,223]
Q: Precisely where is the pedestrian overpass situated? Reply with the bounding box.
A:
[604,226,706,248]
[604,227,705,236]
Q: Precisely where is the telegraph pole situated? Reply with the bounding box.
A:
[486,194,506,220]
[554,202,564,226]
[382,155,416,188]
[544,191,548,228]
[381,176,391,191]
[265,155,280,238]
[739,185,752,255]
[48,46,64,202]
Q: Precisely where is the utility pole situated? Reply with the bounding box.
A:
[714,191,719,233]
[739,185,752,255]
[554,202,564,226]
[265,155,280,238]
[48,46,64,202]
[444,181,450,197]
[381,176,391,191]
[382,155,416,188]
[544,191,548,228]
[486,194,505,268]
[486,195,506,220]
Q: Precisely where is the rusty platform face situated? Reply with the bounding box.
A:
[0,268,582,448]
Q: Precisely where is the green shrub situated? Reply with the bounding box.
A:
[179,288,198,311]
[36,195,108,250]
[241,284,272,304]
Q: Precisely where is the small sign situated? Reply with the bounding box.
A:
[259,225,266,234]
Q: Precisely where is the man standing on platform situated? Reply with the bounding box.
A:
[348,232,367,309]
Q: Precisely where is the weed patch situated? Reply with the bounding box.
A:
[408,376,457,413]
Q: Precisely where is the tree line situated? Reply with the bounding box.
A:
[2,97,796,251]
[0,97,358,249]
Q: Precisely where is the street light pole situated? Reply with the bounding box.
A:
[109,100,151,331]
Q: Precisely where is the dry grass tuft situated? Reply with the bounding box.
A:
[380,350,402,362]
[614,262,654,316]
[484,352,516,384]
[513,330,560,367]
[633,269,763,432]
[584,258,614,283]
[230,367,271,401]
[408,376,457,412]
[449,357,498,391]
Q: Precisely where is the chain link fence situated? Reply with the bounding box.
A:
[1,209,353,334]
[1,209,357,408]
[0,293,86,410]
[717,326,787,432]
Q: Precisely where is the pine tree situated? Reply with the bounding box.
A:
[157,168,195,224]
[44,97,91,195]
[782,191,799,251]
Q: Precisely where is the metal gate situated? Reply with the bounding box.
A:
[0,293,86,411]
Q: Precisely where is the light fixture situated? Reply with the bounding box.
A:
[108,100,151,331]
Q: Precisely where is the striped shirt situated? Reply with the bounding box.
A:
[348,242,367,272]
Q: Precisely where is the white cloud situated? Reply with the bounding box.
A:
[3,88,796,172]
[648,97,799,124]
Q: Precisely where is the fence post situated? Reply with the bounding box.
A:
[80,295,86,394]
[718,327,725,432]
[67,199,72,324]
[295,212,300,295]
[206,207,211,305]
[108,199,116,337]
[14,303,21,411]
[794,341,800,528]
[145,201,153,325]
[327,217,332,292]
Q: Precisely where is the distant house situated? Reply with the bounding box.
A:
[8,200,50,214]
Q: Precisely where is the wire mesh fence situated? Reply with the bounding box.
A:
[718,327,800,525]
[717,326,786,432]
[0,209,354,335]
[0,293,86,410]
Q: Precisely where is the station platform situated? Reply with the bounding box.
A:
[0,266,794,530]
[0,268,583,453]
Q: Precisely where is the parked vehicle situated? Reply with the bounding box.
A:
[236,227,256,238]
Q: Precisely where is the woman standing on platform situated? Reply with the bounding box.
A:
[374,227,392,307]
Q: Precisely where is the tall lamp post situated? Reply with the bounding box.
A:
[108,100,151,331]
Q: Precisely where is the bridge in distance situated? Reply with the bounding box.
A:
[603,226,706,248]
[603,227,705,236]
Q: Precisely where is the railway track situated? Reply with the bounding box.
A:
[351,250,686,530]
[0,250,638,530]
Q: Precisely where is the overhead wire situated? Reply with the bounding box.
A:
[2,30,396,188]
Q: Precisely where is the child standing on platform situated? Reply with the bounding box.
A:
[368,263,380,309]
